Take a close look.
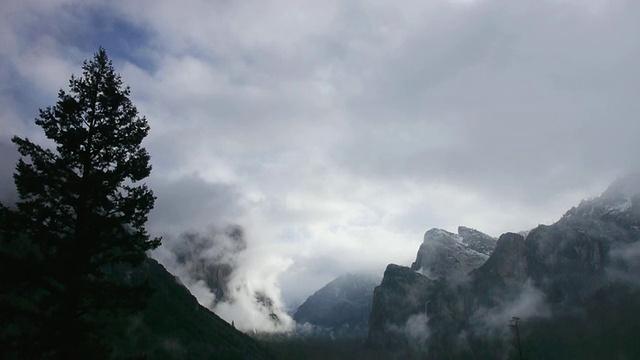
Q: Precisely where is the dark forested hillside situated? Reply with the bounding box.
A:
[108,258,276,360]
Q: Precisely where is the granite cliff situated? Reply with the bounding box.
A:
[368,175,640,359]
[411,226,496,280]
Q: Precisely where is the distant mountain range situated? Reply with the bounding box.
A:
[105,174,640,359]
[291,227,496,339]
[366,174,640,359]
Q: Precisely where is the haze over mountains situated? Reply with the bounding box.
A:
[153,225,295,333]
[117,173,640,358]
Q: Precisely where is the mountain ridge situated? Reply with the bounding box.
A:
[368,175,640,359]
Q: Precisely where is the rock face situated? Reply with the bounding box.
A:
[410,227,496,279]
[473,232,528,286]
[459,226,498,255]
[522,175,640,305]
[367,264,433,348]
[369,175,640,359]
[294,273,379,335]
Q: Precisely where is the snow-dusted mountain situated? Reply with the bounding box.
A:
[410,226,496,280]
[294,273,380,335]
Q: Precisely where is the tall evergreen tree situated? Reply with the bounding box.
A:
[0,47,160,358]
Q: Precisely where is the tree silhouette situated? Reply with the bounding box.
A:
[0,47,160,358]
[509,316,523,360]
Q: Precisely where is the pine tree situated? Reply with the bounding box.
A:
[0,47,160,358]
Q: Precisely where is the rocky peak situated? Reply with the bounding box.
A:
[531,175,640,290]
[410,227,493,279]
[458,226,497,256]
[603,172,640,199]
[563,174,640,226]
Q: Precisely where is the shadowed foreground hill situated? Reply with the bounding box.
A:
[109,258,275,360]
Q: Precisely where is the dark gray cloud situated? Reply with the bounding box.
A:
[148,175,244,235]
[333,0,640,203]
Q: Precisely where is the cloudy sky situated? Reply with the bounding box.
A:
[2,0,640,314]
